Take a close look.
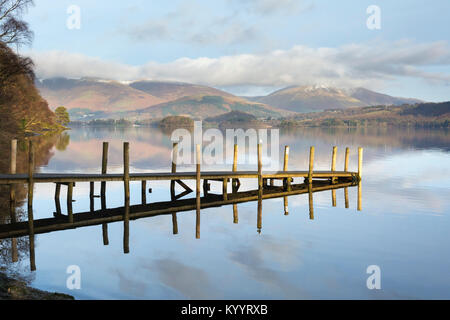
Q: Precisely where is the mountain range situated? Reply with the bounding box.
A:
[36,78,424,121]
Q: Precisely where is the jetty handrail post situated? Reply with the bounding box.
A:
[196,144,201,239]
[27,140,36,271]
[358,147,363,181]
[308,146,315,184]
[284,146,291,191]
[123,142,130,254]
[331,146,338,184]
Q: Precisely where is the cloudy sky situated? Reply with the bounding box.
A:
[23,0,450,100]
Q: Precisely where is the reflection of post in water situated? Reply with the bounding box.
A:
[67,182,74,223]
[171,143,179,235]
[27,140,36,271]
[358,148,363,212]
[344,147,350,209]
[123,142,130,254]
[308,146,315,220]
[257,142,263,234]
[233,204,238,224]
[10,139,18,263]
[196,144,201,239]
[101,142,109,246]
[332,189,337,207]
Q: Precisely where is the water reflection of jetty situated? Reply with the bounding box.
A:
[0,140,363,271]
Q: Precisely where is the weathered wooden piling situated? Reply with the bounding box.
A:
[344,147,350,172]
[284,146,291,191]
[223,177,228,201]
[123,142,130,254]
[27,140,36,271]
[10,139,16,204]
[258,143,263,196]
[344,187,349,209]
[67,182,74,223]
[10,140,18,263]
[358,183,362,212]
[308,183,314,220]
[332,189,337,207]
[358,147,363,181]
[141,180,147,205]
[101,142,108,209]
[331,146,338,184]
[196,144,201,239]
[170,142,179,234]
[308,146,315,184]
[232,144,238,193]
[284,196,289,216]
[89,182,95,212]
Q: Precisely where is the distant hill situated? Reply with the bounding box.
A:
[36,78,165,112]
[129,80,234,101]
[37,77,288,121]
[249,85,423,113]
[205,110,257,122]
[347,87,423,106]
[135,95,287,119]
[278,101,450,128]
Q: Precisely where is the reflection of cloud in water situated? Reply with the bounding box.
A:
[229,237,308,299]
[150,258,215,299]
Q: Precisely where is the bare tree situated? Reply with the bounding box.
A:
[0,41,34,87]
[0,0,34,47]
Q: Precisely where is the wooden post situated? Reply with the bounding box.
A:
[54,184,62,216]
[171,142,179,234]
[284,146,291,191]
[331,146,337,184]
[223,178,228,201]
[344,187,349,209]
[170,142,178,196]
[196,144,201,239]
[10,139,17,204]
[141,180,147,205]
[358,182,362,212]
[344,147,350,172]
[284,196,289,216]
[308,183,314,220]
[101,142,109,245]
[67,182,74,223]
[308,147,315,184]
[332,189,337,207]
[90,181,95,212]
[258,143,263,196]
[232,144,238,193]
[27,140,36,271]
[233,204,238,224]
[101,142,108,209]
[358,147,363,181]
[123,142,130,254]
[257,197,262,234]
[172,213,179,235]
[10,139,18,263]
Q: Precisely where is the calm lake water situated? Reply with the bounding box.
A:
[1,126,449,299]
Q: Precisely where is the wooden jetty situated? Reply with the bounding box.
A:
[1,139,363,270]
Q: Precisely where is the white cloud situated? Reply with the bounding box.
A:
[28,40,450,91]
